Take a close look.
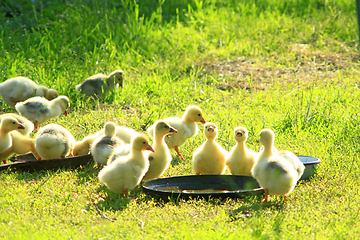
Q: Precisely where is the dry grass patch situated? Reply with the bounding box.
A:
[196,49,359,92]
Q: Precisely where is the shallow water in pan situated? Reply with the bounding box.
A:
[155,185,262,194]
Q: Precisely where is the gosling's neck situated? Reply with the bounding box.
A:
[131,147,147,167]
[50,101,63,116]
[105,75,116,88]
[0,130,10,138]
[153,134,166,149]
[260,141,273,158]
[205,136,216,144]
[235,141,247,154]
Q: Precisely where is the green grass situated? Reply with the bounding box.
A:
[1,0,360,238]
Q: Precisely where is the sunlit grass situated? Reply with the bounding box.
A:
[0,0,359,238]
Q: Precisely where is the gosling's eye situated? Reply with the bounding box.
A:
[12,122,16,124]
[198,114,201,117]
[143,141,146,145]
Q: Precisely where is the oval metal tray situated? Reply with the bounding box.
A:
[0,153,93,172]
[298,155,321,180]
[142,155,321,200]
[142,175,263,200]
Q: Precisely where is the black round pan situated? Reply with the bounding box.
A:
[142,175,263,200]
[0,153,93,172]
[142,155,321,200]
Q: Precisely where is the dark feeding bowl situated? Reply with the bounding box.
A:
[142,155,321,200]
[142,175,263,200]
[0,153,93,172]
[298,155,321,180]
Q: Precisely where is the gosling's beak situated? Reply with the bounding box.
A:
[200,117,206,124]
[169,127,178,133]
[18,123,26,130]
[63,111,68,116]
[208,126,215,132]
[146,144,154,152]
[236,131,243,137]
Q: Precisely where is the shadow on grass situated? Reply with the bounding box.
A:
[74,163,100,185]
[80,184,131,222]
[72,92,121,110]
[88,182,148,212]
[8,168,60,182]
[91,185,131,211]
[1,0,197,31]
[228,197,287,222]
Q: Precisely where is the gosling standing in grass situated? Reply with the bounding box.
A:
[0,116,26,164]
[73,134,98,156]
[226,126,258,176]
[192,122,227,175]
[98,135,154,198]
[35,124,75,159]
[90,122,124,166]
[15,95,70,130]
[278,150,305,181]
[75,70,125,98]
[72,125,140,156]
[0,113,34,136]
[0,76,59,107]
[142,120,178,181]
[0,130,40,163]
[147,105,206,161]
[251,129,298,203]
[261,145,305,179]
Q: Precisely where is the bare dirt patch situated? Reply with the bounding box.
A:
[196,49,359,92]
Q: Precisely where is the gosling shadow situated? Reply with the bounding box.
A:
[9,168,64,193]
[228,198,287,222]
[74,162,101,184]
[92,179,155,211]
[84,185,131,214]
